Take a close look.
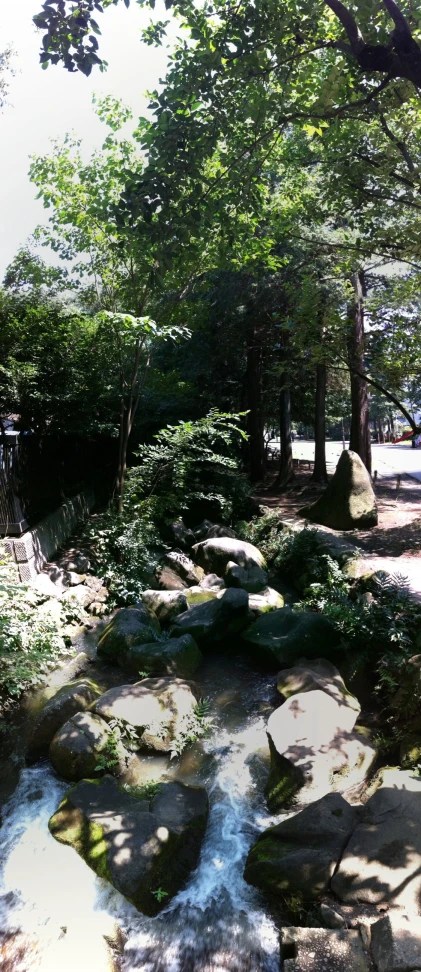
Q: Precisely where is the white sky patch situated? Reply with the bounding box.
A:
[0,0,180,276]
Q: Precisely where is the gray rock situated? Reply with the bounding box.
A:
[121,634,203,679]
[276,658,360,722]
[200,573,225,590]
[27,678,102,762]
[242,609,341,668]
[371,913,421,972]
[332,768,421,912]
[84,575,105,592]
[280,926,370,972]
[320,902,346,929]
[184,586,218,606]
[205,524,237,539]
[49,776,209,915]
[94,677,199,753]
[245,792,359,901]
[155,565,186,590]
[167,518,195,550]
[97,607,160,664]
[265,690,375,811]
[170,587,249,645]
[62,584,97,609]
[192,537,267,593]
[58,548,91,573]
[165,551,204,586]
[300,450,378,531]
[141,589,188,625]
[49,711,128,781]
[248,587,285,616]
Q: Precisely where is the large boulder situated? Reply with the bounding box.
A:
[165,551,204,586]
[165,518,195,550]
[371,913,421,972]
[94,677,199,753]
[244,793,359,901]
[276,658,360,721]
[192,537,268,593]
[184,586,218,607]
[280,927,370,972]
[141,590,188,625]
[27,678,102,762]
[266,689,376,811]
[200,573,225,590]
[49,776,209,916]
[120,634,203,680]
[242,609,341,667]
[300,450,378,531]
[170,588,249,645]
[49,711,129,782]
[155,565,186,591]
[97,606,160,664]
[331,768,421,912]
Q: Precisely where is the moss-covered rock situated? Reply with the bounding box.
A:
[97,607,160,664]
[242,608,341,668]
[120,634,203,680]
[94,677,199,753]
[27,678,102,762]
[249,588,285,617]
[184,587,218,607]
[299,450,377,531]
[48,776,209,915]
[170,588,249,645]
[49,711,129,782]
[400,733,421,768]
[141,590,188,625]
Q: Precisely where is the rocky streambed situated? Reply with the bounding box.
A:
[1,530,421,972]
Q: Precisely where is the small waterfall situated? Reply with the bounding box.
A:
[0,669,281,972]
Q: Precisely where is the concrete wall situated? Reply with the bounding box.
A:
[5,489,95,581]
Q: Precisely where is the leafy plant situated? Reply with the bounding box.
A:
[170,696,215,759]
[95,730,122,773]
[151,887,168,903]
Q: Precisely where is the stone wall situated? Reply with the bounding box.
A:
[4,489,95,581]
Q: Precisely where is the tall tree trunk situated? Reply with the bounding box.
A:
[246,317,265,482]
[311,363,328,483]
[389,410,395,434]
[278,372,294,487]
[347,271,372,474]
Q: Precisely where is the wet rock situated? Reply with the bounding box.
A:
[27,678,102,762]
[371,913,421,972]
[299,450,378,531]
[170,587,249,645]
[332,768,421,912]
[280,926,370,972]
[97,606,160,664]
[248,587,285,616]
[165,551,204,586]
[245,792,359,901]
[94,677,199,753]
[49,711,129,781]
[192,537,267,593]
[265,690,375,811]
[120,634,203,680]
[155,565,186,591]
[49,776,209,916]
[276,658,360,724]
[141,590,188,625]
[200,573,225,590]
[242,609,341,668]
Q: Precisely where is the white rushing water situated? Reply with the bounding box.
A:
[0,675,281,972]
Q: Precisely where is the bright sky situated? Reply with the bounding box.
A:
[0,0,179,277]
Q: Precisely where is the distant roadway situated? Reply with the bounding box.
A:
[269,439,421,484]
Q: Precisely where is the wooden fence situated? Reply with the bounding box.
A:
[0,435,28,536]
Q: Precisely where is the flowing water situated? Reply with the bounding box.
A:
[0,655,284,972]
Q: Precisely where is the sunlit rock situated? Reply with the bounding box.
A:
[27,678,102,762]
[49,711,129,782]
[300,450,378,531]
[94,677,199,753]
[192,537,268,593]
[48,776,209,916]
[280,926,370,972]
[165,551,204,586]
[170,587,249,645]
[141,589,188,624]
[276,658,360,723]
[248,587,285,617]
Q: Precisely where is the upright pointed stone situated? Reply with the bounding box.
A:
[300,450,377,531]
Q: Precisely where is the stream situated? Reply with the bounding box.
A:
[0,652,283,972]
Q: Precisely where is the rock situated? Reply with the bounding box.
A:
[27,678,102,762]
[332,768,421,912]
[320,902,346,929]
[49,776,208,916]
[192,537,268,593]
[49,711,128,781]
[31,573,64,599]
[94,677,199,753]
[120,634,203,680]
[299,450,378,531]
[193,519,215,540]
[62,584,97,609]
[184,586,218,606]
[84,575,105,592]
[276,658,360,723]
[97,607,160,664]
[400,733,421,769]
[166,518,195,549]
[371,913,421,972]
[170,588,249,645]
[58,548,91,573]
[245,792,359,901]
[165,551,204,586]
[280,927,370,972]
[265,690,375,811]
[155,565,186,591]
[141,590,188,625]
[248,587,285,616]
[89,601,108,617]
[205,524,237,539]
[200,573,225,590]
[242,609,341,667]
